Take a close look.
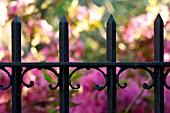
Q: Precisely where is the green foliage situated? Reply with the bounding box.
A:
[70,71,83,82]
[43,69,56,84]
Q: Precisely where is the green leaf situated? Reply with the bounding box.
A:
[52,101,59,107]
[47,107,59,113]
[69,101,80,107]
[69,89,78,97]
[119,79,128,85]
[55,89,59,94]
[71,72,83,82]
[43,69,53,83]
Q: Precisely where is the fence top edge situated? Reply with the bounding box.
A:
[0,62,169,67]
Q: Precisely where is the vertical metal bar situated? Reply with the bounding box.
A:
[59,15,69,113]
[12,16,22,113]
[154,14,164,113]
[107,15,116,113]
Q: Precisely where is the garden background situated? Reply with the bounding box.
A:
[0,0,170,113]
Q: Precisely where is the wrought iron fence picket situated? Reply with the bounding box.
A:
[0,14,169,113]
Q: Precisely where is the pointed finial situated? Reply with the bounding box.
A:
[60,15,68,23]
[107,14,116,23]
[12,15,21,24]
[155,13,163,22]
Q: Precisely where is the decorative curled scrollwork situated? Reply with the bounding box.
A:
[141,67,154,89]
[69,67,81,89]
[21,67,35,88]
[69,67,107,91]
[94,67,107,91]
[164,69,170,89]
[116,67,154,90]
[21,67,59,90]
[116,67,128,89]
[0,67,12,90]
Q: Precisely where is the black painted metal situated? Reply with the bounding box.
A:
[0,14,169,113]
[154,14,164,113]
[0,62,170,67]
[59,15,69,113]
[107,15,116,113]
[0,67,11,90]
[21,67,59,90]
[116,67,154,89]
[69,67,107,90]
[12,16,22,113]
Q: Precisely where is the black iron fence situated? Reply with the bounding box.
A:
[0,14,170,113]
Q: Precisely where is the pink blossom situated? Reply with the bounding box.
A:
[28,20,34,28]
[89,8,103,21]
[69,39,85,60]
[8,1,18,15]
[70,90,106,113]
[76,6,88,21]
[0,104,10,113]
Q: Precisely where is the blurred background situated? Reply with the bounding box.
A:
[0,0,170,113]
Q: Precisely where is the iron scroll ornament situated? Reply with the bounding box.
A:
[164,68,170,89]
[21,67,59,90]
[116,67,154,89]
[69,67,107,91]
[0,67,12,90]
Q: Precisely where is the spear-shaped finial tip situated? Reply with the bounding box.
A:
[60,15,68,23]
[107,14,116,23]
[155,13,163,22]
[12,15,21,23]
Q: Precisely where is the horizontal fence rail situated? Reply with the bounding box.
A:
[0,14,170,113]
[0,62,170,67]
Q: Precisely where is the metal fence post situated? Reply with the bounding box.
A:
[107,15,116,113]
[154,14,164,113]
[12,16,22,113]
[59,15,69,113]
[4,13,169,113]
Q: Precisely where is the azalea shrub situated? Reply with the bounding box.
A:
[0,0,170,113]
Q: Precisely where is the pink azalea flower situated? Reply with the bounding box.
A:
[8,1,18,15]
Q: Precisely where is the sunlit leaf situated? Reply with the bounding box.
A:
[69,101,80,107]
[71,72,83,82]
[43,69,53,83]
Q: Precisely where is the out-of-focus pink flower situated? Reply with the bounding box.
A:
[164,76,170,113]
[24,19,55,47]
[164,41,170,62]
[76,6,87,21]
[132,101,148,113]
[38,20,53,32]
[74,40,85,58]
[70,90,106,113]
[37,19,55,38]
[80,68,106,91]
[0,104,9,113]
[28,20,34,27]
[159,5,169,23]
[117,82,140,109]
[8,1,18,15]
[8,0,35,16]
[69,39,85,60]
[122,13,154,43]
[123,5,170,44]
[88,7,104,21]
[70,68,107,113]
